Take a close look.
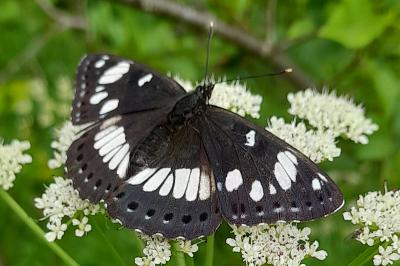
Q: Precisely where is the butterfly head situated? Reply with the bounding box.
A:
[195,83,215,103]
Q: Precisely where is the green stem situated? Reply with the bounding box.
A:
[93,219,126,266]
[205,234,215,266]
[173,243,186,266]
[186,257,194,266]
[131,231,145,255]
[347,245,380,266]
[0,189,79,266]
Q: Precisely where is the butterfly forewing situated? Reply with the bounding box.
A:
[105,120,222,239]
[73,54,186,124]
[201,106,344,225]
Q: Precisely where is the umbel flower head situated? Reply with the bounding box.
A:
[288,89,378,144]
[226,223,327,266]
[34,176,102,241]
[343,188,400,266]
[266,116,340,163]
[0,139,32,190]
[48,121,82,169]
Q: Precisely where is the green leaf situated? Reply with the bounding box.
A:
[319,0,395,49]
[365,60,400,117]
[287,17,315,39]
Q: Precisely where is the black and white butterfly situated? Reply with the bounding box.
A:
[66,53,344,240]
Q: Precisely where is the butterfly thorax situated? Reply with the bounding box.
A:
[167,84,213,127]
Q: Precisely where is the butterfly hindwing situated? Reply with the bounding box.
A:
[201,106,344,225]
[73,54,186,124]
[105,121,222,239]
[66,107,172,203]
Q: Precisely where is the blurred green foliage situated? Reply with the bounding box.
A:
[0,0,399,265]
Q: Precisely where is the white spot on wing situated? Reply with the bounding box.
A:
[173,168,190,199]
[100,116,122,130]
[277,151,297,182]
[99,134,125,157]
[318,173,328,182]
[249,180,264,202]
[138,73,153,87]
[103,145,121,163]
[185,168,200,201]
[95,86,105,92]
[143,168,171,192]
[199,171,211,200]
[217,182,222,191]
[225,169,243,192]
[94,126,117,142]
[108,143,129,170]
[245,130,256,147]
[159,174,173,196]
[99,62,130,84]
[99,99,119,114]
[274,163,291,190]
[127,168,156,185]
[284,151,298,165]
[95,59,105,68]
[269,183,277,195]
[117,153,130,178]
[94,127,123,149]
[312,178,321,190]
[90,92,108,105]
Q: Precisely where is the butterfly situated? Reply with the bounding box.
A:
[66,54,344,240]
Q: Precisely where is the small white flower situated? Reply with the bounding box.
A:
[174,76,262,119]
[373,246,400,266]
[288,89,378,144]
[0,139,32,190]
[45,220,68,242]
[226,223,327,266]
[266,116,340,163]
[344,189,400,265]
[48,121,82,169]
[72,217,92,237]
[35,177,101,241]
[176,240,199,257]
[135,234,171,265]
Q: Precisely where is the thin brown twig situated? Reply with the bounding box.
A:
[35,0,87,30]
[0,28,60,83]
[111,0,315,88]
[263,0,277,53]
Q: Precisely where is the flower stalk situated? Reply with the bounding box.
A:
[0,189,79,266]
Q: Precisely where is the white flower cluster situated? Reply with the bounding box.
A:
[48,121,82,169]
[134,234,172,266]
[288,89,378,144]
[226,223,327,266]
[267,116,340,163]
[176,240,199,258]
[134,234,199,266]
[174,76,262,119]
[34,176,101,241]
[343,189,400,266]
[0,139,32,190]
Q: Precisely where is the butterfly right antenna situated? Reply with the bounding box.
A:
[203,21,214,87]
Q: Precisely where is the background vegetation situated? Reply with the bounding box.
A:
[0,0,399,265]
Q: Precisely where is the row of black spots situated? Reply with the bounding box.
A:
[123,200,209,224]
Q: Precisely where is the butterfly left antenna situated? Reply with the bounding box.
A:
[203,21,214,87]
